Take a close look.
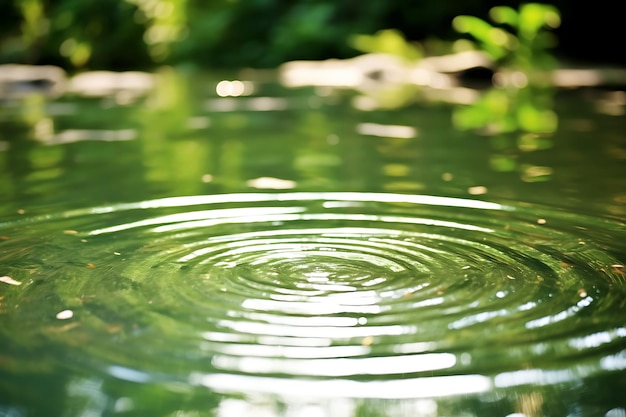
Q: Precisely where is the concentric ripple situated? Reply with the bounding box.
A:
[1,192,626,399]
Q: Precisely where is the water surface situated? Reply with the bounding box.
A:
[1,69,626,417]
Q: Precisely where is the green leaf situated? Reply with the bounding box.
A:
[489,6,518,28]
[518,3,561,40]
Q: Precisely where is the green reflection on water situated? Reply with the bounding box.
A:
[1,70,626,417]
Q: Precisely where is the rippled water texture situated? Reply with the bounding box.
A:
[2,192,625,409]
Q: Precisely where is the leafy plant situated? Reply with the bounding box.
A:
[452,3,560,72]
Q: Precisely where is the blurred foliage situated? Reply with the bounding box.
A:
[349,29,423,62]
[449,4,561,135]
[1,1,569,137]
[0,0,391,70]
[453,84,558,134]
[4,0,615,71]
[453,3,560,72]
[127,0,188,63]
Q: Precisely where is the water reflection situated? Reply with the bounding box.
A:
[206,96,291,112]
[21,371,626,416]
[192,373,492,399]
[41,128,137,145]
[356,122,417,139]
[452,84,557,134]
[215,80,254,97]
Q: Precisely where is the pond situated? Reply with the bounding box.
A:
[1,65,626,417]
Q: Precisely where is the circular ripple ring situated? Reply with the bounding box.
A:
[1,192,625,398]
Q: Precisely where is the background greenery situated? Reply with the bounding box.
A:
[1,0,624,71]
